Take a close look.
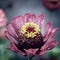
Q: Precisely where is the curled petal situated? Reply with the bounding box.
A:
[47,27,58,43]
[44,22,52,38]
[37,14,45,29]
[24,49,38,57]
[44,22,52,42]
[5,31,25,55]
[41,40,58,51]
[6,23,18,40]
[44,27,58,43]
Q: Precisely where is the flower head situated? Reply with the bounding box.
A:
[5,13,58,57]
[42,0,60,10]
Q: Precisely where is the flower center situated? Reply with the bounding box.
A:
[21,22,40,38]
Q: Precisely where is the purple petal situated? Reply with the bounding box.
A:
[24,13,36,22]
[47,27,58,43]
[41,40,58,51]
[24,49,38,57]
[12,16,24,31]
[44,27,58,43]
[44,22,52,42]
[37,14,45,29]
[6,23,18,40]
[38,40,58,56]
[24,13,30,22]
[5,31,25,55]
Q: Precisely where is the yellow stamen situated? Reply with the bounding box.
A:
[21,22,40,38]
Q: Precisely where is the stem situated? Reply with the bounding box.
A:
[28,56,33,60]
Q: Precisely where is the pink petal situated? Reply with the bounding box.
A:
[47,27,58,43]
[24,49,38,56]
[12,16,24,31]
[39,40,58,56]
[5,31,25,55]
[41,40,58,51]
[44,27,58,43]
[44,22,52,42]
[6,23,18,40]
[24,13,30,22]
[24,13,36,22]
[37,14,45,29]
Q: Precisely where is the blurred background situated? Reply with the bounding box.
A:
[0,0,60,60]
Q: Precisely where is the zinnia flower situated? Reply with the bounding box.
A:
[5,13,58,57]
[42,0,60,10]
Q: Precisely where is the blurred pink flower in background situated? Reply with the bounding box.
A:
[0,9,7,39]
[42,0,60,10]
[5,13,58,57]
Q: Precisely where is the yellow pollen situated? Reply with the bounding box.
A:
[21,22,40,38]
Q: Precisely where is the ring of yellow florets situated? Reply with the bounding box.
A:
[21,22,40,38]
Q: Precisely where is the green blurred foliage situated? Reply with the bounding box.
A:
[0,38,16,60]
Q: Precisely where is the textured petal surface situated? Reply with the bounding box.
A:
[39,40,58,56]
[24,49,38,57]
[41,40,58,51]
[5,31,25,55]
[12,16,24,31]
[24,13,36,23]
[47,28,58,43]
[37,14,45,29]
[6,23,18,40]
[41,27,58,50]
[44,22,52,42]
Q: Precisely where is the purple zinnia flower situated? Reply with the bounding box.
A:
[5,13,58,57]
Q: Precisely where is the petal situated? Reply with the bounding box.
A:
[5,31,25,55]
[44,27,58,43]
[12,16,24,31]
[24,13,30,22]
[29,14,37,22]
[41,40,58,51]
[24,49,38,57]
[37,14,45,29]
[6,23,18,40]
[44,22,52,42]
[44,22,52,38]
[47,27,58,43]
[24,13,36,22]
[38,41,58,56]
